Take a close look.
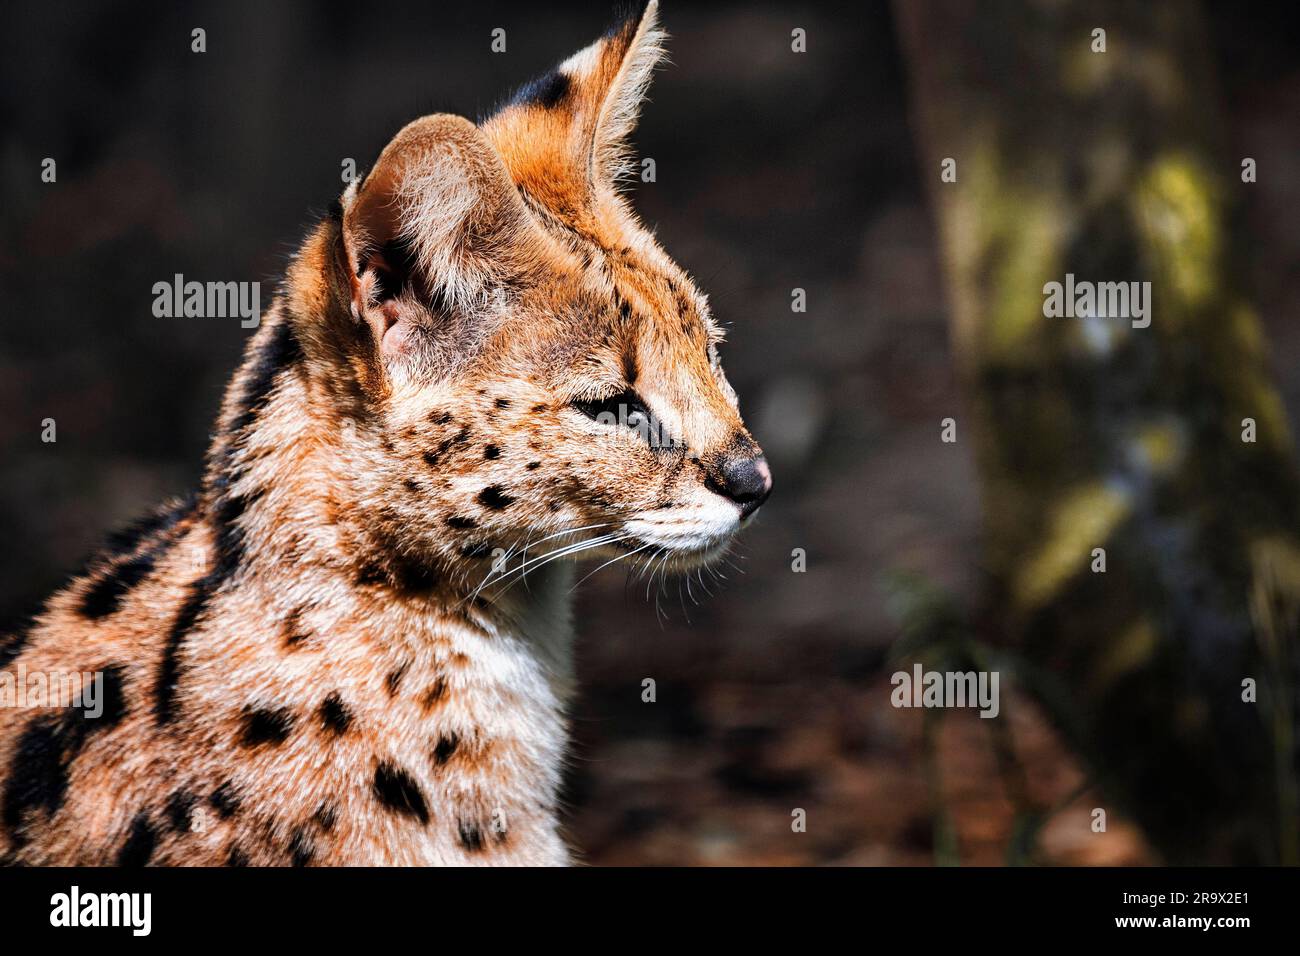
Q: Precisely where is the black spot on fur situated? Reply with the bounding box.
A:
[228,320,303,438]
[117,813,156,866]
[154,571,221,724]
[420,679,448,711]
[79,507,192,619]
[403,478,420,493]
[227,846,249,867]
[1,717,68,839]
[1,679,128,843]
[209,782,241,819]
[458,820,485,852]
[289,826,315,867]
[433,733,459,766]
[372,763,429,824]
[193,320,301,619]
[361,529,439,595]
[421,425,470,470]
[459,542,493,559]
[476,486,515,511]
[493,398,511,410]
[526,461,541,471]
[91,665,129,728]
[484,444,501,460]
[211,485,264,581]
[530,403,547,414]
[315,802,337,833]
[240,707,296,747]
[446,515,478,530]
[386,663,409,697]
[387,553,439,593]
[513,69,571,109]
[166,790,196,832]
[432,411,453,425]
[319,693,353,736]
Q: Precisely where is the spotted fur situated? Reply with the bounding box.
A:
[0,1,769,866]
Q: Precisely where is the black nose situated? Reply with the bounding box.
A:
[710,455,773,518]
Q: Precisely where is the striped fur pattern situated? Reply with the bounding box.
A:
[0,1,767,866]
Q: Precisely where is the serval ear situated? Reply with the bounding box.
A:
[483,0,666,231]
[340,114,545,358]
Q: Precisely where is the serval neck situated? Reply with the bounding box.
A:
[196,309,577,661]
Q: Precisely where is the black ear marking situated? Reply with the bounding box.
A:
[512,69,572,110]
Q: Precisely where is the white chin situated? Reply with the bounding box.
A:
[661,537,733,571]
[619,507,741,569]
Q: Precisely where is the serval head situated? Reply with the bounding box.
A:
[267,1,770,597]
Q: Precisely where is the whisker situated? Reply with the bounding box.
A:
[570,540,657,593]
[484,533,625,600]
[462,530,620,607]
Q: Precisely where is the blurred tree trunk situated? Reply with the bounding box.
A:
[896,0,1300,863]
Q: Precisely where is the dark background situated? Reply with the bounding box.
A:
[2,1,1297,864]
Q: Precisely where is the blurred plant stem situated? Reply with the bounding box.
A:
[922,707,962,866]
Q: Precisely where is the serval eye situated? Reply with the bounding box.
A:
[571,390,651,435]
